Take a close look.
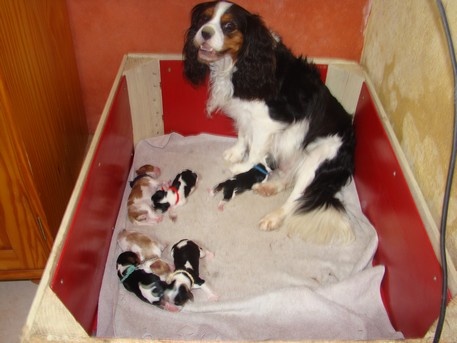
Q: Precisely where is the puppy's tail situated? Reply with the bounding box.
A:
[285,171,355,245]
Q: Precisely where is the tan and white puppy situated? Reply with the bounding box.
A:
[117,229,172,281]
[127,164,163,225]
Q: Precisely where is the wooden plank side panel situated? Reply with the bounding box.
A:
[160,60,328,137]
[353,83,444,338]
[50,77,133,334]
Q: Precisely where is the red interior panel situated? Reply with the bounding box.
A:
[51,76,133,334]
[160,60,328,137]
[353,83,447,338]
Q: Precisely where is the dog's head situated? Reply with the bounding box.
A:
[151,189,171,213]
[116,251,140,279]
[136,164,161,179]
[176,169,198,197]
[183,1,276,98]
[164,276,194,306]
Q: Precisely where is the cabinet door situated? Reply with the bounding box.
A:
[0,0,89,239]
[0,89,51,280]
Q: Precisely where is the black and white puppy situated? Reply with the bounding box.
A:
[116,251,169,308]
[151,169,198,221]
[211,154,277,210]
[164,239,217,308]
[183,1,356,245]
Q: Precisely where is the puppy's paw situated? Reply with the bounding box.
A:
[217,201,226,211]
[208,293,219,302]
[204,250,215,260]
[163,302,181,312]
[259,209,285,231]
[223,146,245,163]
[253,182,279,197]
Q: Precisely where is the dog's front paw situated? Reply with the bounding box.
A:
[253,182,279,197]
[259,209,285,231]
[223,146,245,163]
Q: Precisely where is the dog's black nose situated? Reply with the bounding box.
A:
[201,26,215,40]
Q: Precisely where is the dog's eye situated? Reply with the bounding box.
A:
[222,21,236,33]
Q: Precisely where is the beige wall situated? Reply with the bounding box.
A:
[362,0,457,267]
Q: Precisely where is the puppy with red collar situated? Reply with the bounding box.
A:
[151,169,198,222]
[127,164,163,225]
[164,239,217,308]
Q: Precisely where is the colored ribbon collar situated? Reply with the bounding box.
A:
[120,265,137,282]
[254,164,269,176]
[167,269,194,287]
[169,186,180,204]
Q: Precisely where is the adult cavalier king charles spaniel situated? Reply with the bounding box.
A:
[183,1,356,244]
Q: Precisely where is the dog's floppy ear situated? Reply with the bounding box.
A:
[176,285,194,305]
[183,2,212,85]
[232,14,276,100]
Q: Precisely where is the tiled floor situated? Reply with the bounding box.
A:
[0,281,38,343]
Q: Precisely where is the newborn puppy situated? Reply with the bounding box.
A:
[164,239,217,308]
[117,229,172,280]
[127,164,163,225]
[211,154,277,210]
[151,169,198,221]
[116,251,167,307]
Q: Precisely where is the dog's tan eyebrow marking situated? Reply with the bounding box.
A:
[221,13,236,26]
[202,7,214,19]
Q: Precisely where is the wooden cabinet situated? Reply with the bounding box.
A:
[0,0,89,280]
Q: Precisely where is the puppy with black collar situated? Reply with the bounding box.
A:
[151,169,198,222]
[164,239,217,308]
[116,251,169,308]
[211,154,277,210]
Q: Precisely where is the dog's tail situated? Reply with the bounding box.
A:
[285,169,355,245]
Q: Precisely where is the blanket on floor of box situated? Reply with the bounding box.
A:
[97,133,403,340]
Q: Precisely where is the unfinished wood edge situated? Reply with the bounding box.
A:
[21,287,88,342]
[123,53,183,72]
[362,72,457,296]
[123,58,164,144]
[22,56,130,342]
[326,63,364,115]
[425,295,457,341]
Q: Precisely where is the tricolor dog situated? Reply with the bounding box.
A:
[117,229,172,281]
[164,239,217,308]
[184,1,356,244]
[211,154,276,210]
[127,164,163,225]
[151,169,198,221]
[116,251,168,308]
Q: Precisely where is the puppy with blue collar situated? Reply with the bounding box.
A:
[211,154,277,210]
[164,239,217,308]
